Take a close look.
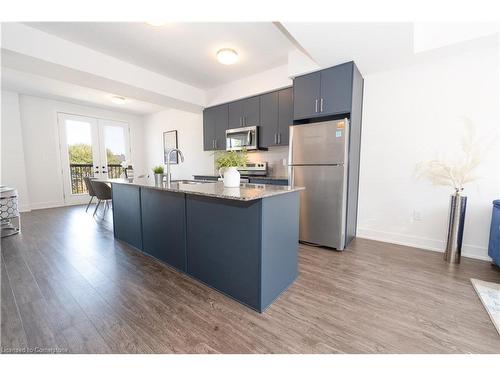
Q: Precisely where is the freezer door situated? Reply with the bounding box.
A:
[290,119,348,165]
[291,165,347,249]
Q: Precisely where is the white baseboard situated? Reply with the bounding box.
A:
[27,200,85,211]
[19,205,31,212]
[357,227,492,262]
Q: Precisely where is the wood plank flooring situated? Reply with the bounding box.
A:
[1,205,499,353]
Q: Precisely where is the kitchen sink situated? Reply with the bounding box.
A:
[171,179,215,185]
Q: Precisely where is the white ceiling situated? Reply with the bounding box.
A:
[282,22,500,76]
[25,22,296,89]
[2,67,166,115]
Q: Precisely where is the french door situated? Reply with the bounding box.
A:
[58,113,130,205]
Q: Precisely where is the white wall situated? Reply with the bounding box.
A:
[358,44,500,260]
[143,109,214,180]
[7,93,146,210]
[1,91,30,211]
[206,65,292,106]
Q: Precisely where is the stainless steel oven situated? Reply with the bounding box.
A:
[225,126,258,151]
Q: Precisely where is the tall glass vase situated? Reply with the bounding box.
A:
[444,191,467,264]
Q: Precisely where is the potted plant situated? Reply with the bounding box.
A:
[152,165,164,185]
[215,149,248,188]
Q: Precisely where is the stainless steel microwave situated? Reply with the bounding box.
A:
[225,126,258,151]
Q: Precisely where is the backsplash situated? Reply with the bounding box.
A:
[247,146,289,178]
[211,146,289,177]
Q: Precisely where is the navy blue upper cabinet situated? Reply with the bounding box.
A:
[277,87,292,146]
[203,107,215,151]
[229,96,260,128]
[259,91,279,147]
[320,63,353,116]
[205,88,291,150]
[203,104,228,151]
[260,87,292,147]
[214,105,229,150]
[293,62,354,120]
[293,71,321,120]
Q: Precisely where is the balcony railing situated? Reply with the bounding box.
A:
[69,164,123,194]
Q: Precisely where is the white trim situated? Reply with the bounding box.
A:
[28,200,85,211]
[357,227,492,262]
[19,205,31,213]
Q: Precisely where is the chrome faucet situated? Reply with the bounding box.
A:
[166,148,184,187]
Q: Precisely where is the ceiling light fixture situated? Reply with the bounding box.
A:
[111,96,126,104]
[216,48,239,65]
[146,21,167,27]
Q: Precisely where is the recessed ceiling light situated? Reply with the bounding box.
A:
[216,48,239,65]
[146,21,167,27]
[111,96,126,104]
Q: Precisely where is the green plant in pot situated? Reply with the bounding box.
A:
[215,149,248,188]
[152,165,164,185]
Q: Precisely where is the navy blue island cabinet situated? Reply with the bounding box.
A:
[111,180,302,312]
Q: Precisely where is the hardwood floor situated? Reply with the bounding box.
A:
[1,205,499,353]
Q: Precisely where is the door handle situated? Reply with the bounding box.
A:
[239,117,242,127]
[320,98,324,112]
[247,131,252,145]
[315,99,318,113]
[274,133,277,144]
[212,139,215,149]
[243,116,246,126]
[278,133,281,144]
[215,139,218,149]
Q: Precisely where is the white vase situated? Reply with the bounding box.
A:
[219,167,240,188]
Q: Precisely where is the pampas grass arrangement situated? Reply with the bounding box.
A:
[415,118,483,193]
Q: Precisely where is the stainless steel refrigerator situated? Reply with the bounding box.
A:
[289,119,359,250]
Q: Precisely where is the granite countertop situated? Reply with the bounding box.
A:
[193,174,289,181]
[101,178,303,202]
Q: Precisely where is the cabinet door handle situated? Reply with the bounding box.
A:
[243,116,246,126]
[315,99,318,113]
[278,133,281,144]
[215,139,218,149]
[320,98,324,112]
[239,117,242,126]
[274,133,277,144]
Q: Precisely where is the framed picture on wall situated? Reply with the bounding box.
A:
[163,130,179,164]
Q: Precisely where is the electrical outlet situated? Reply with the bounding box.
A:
[412,210,422,222]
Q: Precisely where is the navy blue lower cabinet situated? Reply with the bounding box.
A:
[112,183,143,250]
[186,196,262,310]
[141,189,187,272]
[186,192,300,312]
[111,182,300,313]
[260,192,299,308]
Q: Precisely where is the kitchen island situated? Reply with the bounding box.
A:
[105,178,303,312]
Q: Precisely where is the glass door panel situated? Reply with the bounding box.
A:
[58,114,131,205]
[98,119,130,180]
[58,113,100,204]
